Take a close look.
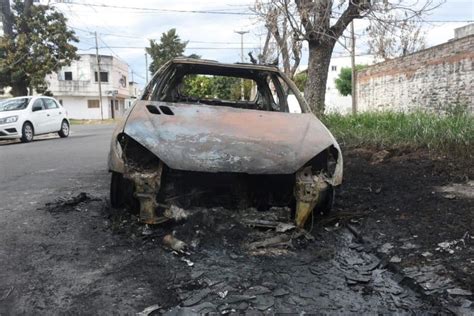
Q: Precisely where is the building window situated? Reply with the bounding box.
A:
[331,65,337,71]
[94,71,109,83]
[87,100,100,108]
[64,71,73,80]
[119,75,127,88]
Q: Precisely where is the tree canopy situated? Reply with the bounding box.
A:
[253,0,440,115]
[335,65,366,96]
[293,71,307,92]
[182,75,252,101]
[367,11,426,60]
[146,28,188,74]
[0,0,79,96]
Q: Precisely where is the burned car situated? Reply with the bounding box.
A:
[108,58,342,227]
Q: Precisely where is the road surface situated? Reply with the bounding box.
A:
[0,124,114,210]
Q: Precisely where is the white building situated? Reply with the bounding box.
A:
[325,54,375,114]
[126,81,142,110]
[45,54,130,119]
[298,54,376,114]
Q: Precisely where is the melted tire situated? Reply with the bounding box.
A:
[110,172,125,208]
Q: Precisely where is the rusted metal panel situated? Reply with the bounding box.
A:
[123,101,341,177]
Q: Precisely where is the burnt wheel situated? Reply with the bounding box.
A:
[110,171,139,212]
[110,172,125,208]
[318,186,335,216]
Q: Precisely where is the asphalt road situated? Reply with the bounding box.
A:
[0,124,115,211]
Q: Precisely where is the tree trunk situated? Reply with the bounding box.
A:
[305,40,335,115]
[10,83,28,97]
[1,0,13,36]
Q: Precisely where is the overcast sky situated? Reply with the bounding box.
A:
[50,0,474,87]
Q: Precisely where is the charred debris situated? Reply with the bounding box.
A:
[114,133,337,228]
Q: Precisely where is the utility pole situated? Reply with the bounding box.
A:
[235,30,249,101]
[145,52,148,83]
[350,21,357,115]
[94,31,104,120]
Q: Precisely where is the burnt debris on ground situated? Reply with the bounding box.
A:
[104,204,442,314]
[338,148,473,313]
[6,148,470,314]
[41,192,101,213]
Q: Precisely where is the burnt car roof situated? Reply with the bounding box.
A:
[170,57,281,73]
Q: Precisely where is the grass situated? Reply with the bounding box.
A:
[322,111,474,159]
[69,118,116,125]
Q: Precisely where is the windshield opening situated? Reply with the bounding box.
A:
[0,98,31,112]
[146,63,303,113]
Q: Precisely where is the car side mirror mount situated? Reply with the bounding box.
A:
[32,105,42,112]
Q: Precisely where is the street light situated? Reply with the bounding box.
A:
[234,30,249,101]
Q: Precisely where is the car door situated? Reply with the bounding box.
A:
[42,98,62,132]
[29,98,49,134]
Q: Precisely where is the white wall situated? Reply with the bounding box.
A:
[59,96,113,120]
[44,54,131,119]
[324,55,375,114]
[297,54,376,114]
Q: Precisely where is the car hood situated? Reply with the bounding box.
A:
[0,109,25,118]
[123,101,341,175]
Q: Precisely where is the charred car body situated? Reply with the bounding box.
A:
[108,58,343,227]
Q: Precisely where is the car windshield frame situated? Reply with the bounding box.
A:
[145,61,307,114]
[0,97,31,112]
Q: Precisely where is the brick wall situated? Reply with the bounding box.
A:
[356,35,474,113]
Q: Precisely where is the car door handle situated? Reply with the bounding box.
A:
[47,114,50,117]
[59,112,62,114]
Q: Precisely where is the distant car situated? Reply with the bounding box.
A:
[108,58,343,227]
[0,96,70,143]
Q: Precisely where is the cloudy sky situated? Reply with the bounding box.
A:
[49,0,474,87]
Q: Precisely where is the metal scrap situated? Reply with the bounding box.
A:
[136,304,160,316]
[163,234,187,253]
[248,234,292,250]
[182,288,212,307]
[242,219,296,233]
[163,205,189,221]
[447,288,473,296]
[275,222,296,233]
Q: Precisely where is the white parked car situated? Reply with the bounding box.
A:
[0,96,70,143]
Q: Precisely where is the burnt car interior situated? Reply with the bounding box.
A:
[146,63,292,112]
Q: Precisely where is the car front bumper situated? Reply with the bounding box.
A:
[0,122,21,139]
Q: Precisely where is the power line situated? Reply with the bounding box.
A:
[98,36,147,85]
[96,32,261,45]
[424,20,474,23]
[78,46,260,51]
[99,37,126,63]
[57,1,257,16]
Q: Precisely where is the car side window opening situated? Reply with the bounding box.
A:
[43,98,59,110]
[32,99,45,111]
[146,63,302,113]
